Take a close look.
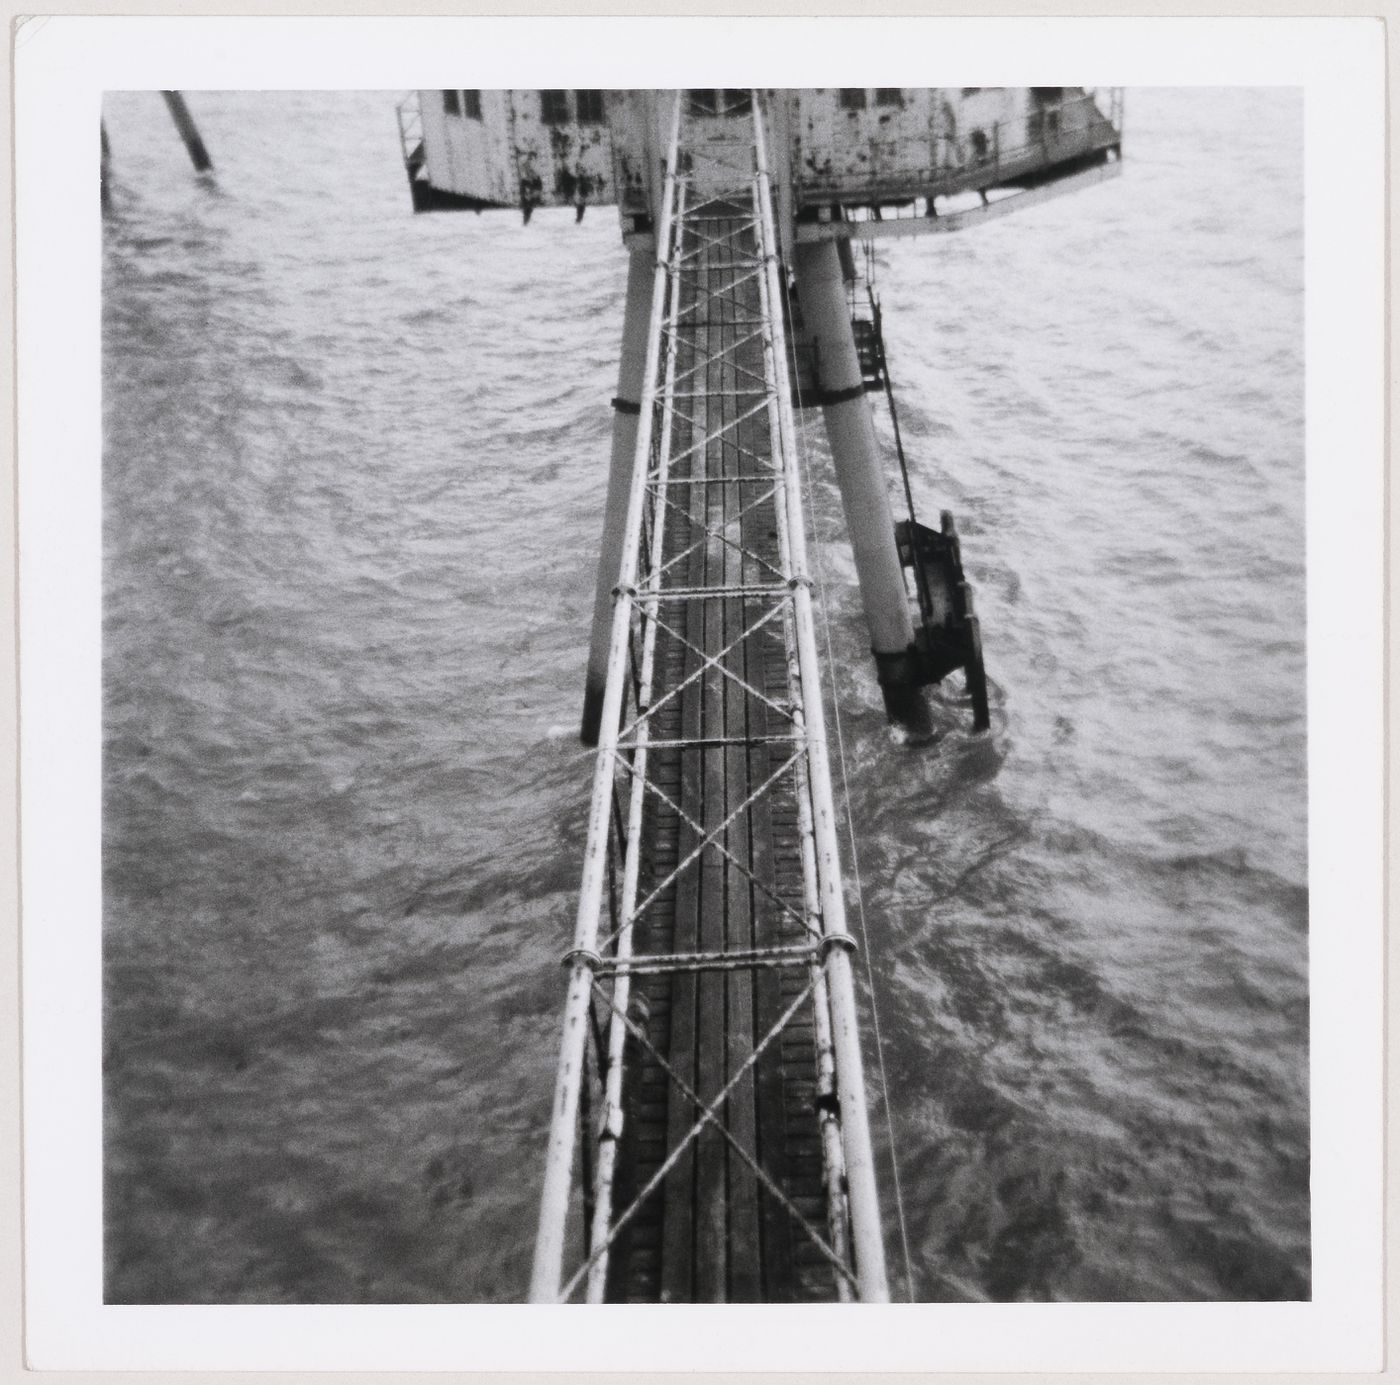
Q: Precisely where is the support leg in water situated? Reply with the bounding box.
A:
[792,239,933,741]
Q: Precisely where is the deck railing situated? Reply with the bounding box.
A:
[795,87,1123,208]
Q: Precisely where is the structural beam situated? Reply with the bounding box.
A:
[792,239,931,738]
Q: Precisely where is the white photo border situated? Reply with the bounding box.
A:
[15,13,1385,1374]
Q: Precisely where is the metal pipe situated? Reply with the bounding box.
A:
[753,94,890,1302]
[581,245,656,744]
[584,176,687,1301]
[160,91,213,173]
[809,962,855,1301]
[752,164,856,1304]
[791,235,930,738]
[597,943,815,976]
[529,91,684,1304]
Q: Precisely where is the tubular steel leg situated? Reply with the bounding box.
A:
[792,239,931,739]
[160,91,213,173]
[582,246,655,745]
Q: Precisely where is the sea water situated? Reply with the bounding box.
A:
[101,88,1306,1302]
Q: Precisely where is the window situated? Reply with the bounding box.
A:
[838,88,868,111]
[462,90,482,120]
[961,87,982,96]
[441,89,461,116]
[575,90,605,124]
[540,90,572,125]
[687,89,717,116]
[874,88,904,108]
[722,90,752,115]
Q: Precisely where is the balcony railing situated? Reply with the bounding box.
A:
[794,87,1123,209]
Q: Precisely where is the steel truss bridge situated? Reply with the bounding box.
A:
[530,91,891,1303]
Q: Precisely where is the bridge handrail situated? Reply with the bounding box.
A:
[528,90,686,1305]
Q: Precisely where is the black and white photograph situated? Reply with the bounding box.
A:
[14,14,1386,1375]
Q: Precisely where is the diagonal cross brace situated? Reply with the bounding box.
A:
[615,597,792,742]
[609,750,814,940]
[596,742,807,953]
[555,976,855,1302]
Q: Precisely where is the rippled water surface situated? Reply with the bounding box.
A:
[102,89,1306,1303]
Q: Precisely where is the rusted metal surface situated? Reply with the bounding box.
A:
[408,87,1123,227]
[418,89,618,211]
[417,90,516,207]
[610,90,668,227]
[788,87,1121,206]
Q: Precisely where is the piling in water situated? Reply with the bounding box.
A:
[161,91,213,173]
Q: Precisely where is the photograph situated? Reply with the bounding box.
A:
[97,80,1312,1309]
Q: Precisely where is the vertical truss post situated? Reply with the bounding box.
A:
[530,91,684,1305]
[753,94,891,1303]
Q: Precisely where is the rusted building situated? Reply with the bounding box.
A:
[398,86,1122,241]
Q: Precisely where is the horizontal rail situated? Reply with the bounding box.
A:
[795,160,1123,244]
[594,944,819,977]
[615,734,802,751]
[793,89,1121,201]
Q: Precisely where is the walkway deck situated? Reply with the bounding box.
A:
[530,93,889,1305]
